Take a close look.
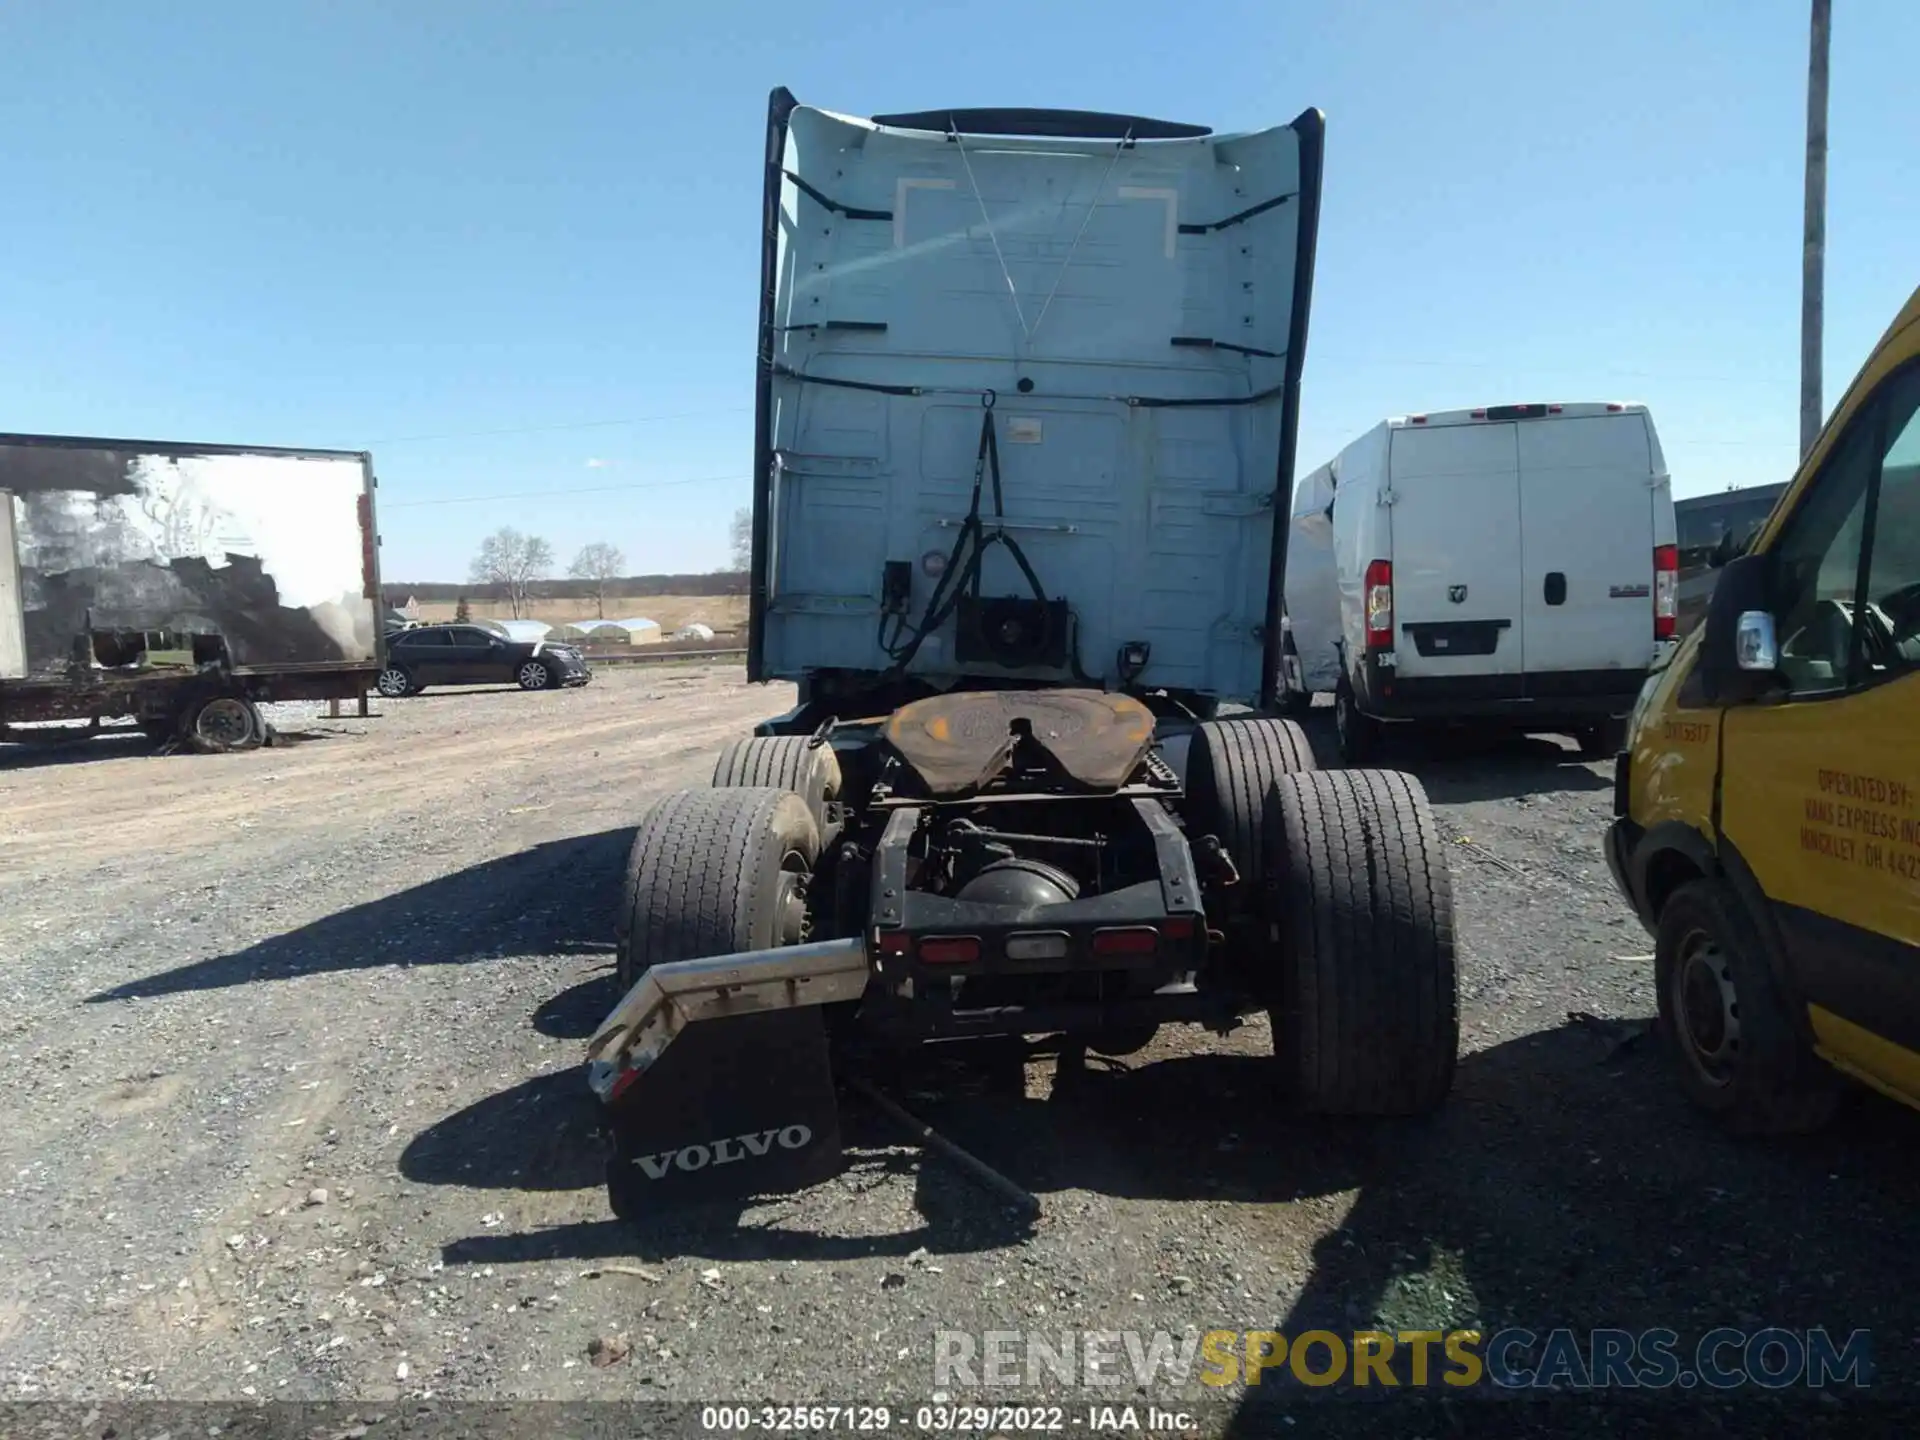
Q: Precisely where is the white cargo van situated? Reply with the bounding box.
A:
[1277,459,1342,712]
[1309,402,1677,763]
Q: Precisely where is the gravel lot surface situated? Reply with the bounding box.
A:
[1,667,1913,1431]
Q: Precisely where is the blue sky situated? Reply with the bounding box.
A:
[1,1,1912,582]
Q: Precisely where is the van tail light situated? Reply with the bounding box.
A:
[1364,560,1395,650]
[1653,544,1678,640]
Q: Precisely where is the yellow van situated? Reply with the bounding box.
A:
[1606,283,1920,1132]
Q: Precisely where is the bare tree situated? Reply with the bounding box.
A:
[568,541,626,619]
[469,527,554,620]
[729,507,752,571]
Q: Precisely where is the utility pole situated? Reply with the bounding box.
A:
[1800,0,1831,458]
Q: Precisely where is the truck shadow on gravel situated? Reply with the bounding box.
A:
[407,1012,1920,1365]
[0,733,159,769]
[400,1063,1039,1266]
[85,826,634,1001]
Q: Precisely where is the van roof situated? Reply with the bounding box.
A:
[1387,402,1649,429]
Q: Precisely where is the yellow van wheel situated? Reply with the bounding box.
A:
[1654,879,1837,1135]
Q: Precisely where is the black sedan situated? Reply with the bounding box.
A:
[376,625,591,697]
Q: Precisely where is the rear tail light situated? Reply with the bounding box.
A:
[918,935,981,965]
[876,930,911,957]
[1364,559,1395,650]
[1653,544,1678,640]
[1162,915,1196,940]
[1091,927,1160,957]
[1005,932,1070,961]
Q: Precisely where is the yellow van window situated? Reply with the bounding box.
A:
[1866,383,1920,677]
[1772,423,1874,695]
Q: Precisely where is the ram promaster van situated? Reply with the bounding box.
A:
[1307,403,1678,763]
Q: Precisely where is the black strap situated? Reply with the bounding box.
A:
[781,170,892,222]
[880,399,1056,675]
[1129,381,1288,409]
[1178,191,1296,234]
[772,363,919,397]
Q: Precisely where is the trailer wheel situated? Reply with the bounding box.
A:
[615,786,821,989]
[1270,768,1458,1115]
[711,735,841,832]
[1184,717,1316,909]
[186,695,266,755]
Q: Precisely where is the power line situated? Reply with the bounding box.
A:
[367,406,751,446]
[382,472,751,509]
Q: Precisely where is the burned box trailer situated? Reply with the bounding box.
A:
[0,434,382,751]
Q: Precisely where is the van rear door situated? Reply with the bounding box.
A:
[1515,412,1659,677]
[1385,421,1524,686]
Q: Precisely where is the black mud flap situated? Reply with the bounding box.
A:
[602,1006,845,1216]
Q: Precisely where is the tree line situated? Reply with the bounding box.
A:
[388,514,754,620]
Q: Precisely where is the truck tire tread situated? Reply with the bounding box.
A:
[712,735,840,826]
[1272,767,1458,1115]
[615,786,819,989]
[1186,717,1317,897]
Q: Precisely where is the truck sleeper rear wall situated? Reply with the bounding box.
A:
[751,96,1324,704]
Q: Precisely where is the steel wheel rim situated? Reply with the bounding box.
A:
[518,662,546,688]
[196,698,254,747]
[1673,925,1741,1088]
[775,854,811,946]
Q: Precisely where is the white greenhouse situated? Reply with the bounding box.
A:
[476,618,554,644]
[584,617,662,645]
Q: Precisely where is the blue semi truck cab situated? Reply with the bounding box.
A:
[587,91,1461,1218]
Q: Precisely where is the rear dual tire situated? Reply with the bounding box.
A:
[711,734,842,834]
[1184,717,1317,909]
[1267,768,1459,1116]
[614,786,820,990]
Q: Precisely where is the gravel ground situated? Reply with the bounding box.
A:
[0,669,1914,1430]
